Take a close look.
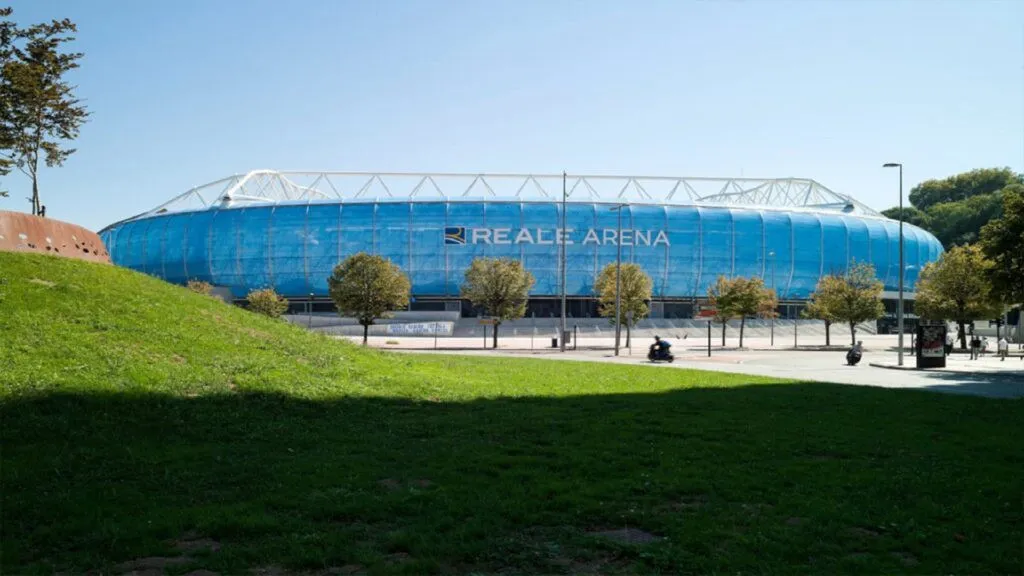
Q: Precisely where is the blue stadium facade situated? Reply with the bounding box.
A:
[100,197,943,315]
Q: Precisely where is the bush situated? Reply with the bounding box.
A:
[246,288,289,318]
[186,279,213,296]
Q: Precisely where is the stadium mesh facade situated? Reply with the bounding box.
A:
[99,171,943,315]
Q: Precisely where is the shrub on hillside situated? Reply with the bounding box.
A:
[187,279,213,296]
[247,288,289,318]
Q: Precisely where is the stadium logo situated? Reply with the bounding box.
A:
[445,227,670,246]
[444,226,467,245]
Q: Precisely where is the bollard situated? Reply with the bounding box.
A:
[707,321,711,357]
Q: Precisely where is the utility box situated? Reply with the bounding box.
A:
[916,321,947,369]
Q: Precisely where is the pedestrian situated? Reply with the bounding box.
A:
[970,334,980,360]
[944,330,954,356]
[997,336,1008,361]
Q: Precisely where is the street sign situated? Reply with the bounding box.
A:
[478,318,497,325]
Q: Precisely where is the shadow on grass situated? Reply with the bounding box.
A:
[2,384,1021,575]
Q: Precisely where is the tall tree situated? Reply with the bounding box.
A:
[461,257,535,348]
[925,192,1004,248]
[980,184,1024,307]
[914,245,1002,350]
[813,262,885,345]
[803,276,842,346]
[0,9,89,215]
[908,167,1020,212]
[328,253,411,345]
[594,262,652,348]
[880,206,931,230]
[0,7,15,198]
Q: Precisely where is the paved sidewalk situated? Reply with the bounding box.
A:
[366,338,1024,400]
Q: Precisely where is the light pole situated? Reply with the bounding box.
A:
[560,171,568,352]
[883,162,905,366]
[768,251,776,347]
[610,204,626,356]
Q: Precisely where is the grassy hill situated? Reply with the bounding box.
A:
[1,251,1021,575]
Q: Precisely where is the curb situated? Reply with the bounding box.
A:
[868,361,1024,375]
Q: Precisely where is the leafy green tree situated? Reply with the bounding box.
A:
[803,276,842,346]
[914,245,1002,350]
[461,257,534,348]
[908,167,1020,212]
[595,262,652,348]
[0,9,89,215]
[707,276,775,347]
[328,253,411,345]
[925,192,1004,247]
[980,184,1024,307]
[808,263,884,345]
[246,288,289,319]
[880,206,931,230]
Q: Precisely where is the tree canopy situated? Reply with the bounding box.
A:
[908,167,1020,212]
[594,262,652,348]
[461,257,535,348]
[0,7,89,214]
[980,184,1024,306]
[707,276,776,348]
[914,244,1002,349]
[328,253,411,344]
[806,263,884,345]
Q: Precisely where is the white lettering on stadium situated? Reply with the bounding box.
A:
[462,228,669,246]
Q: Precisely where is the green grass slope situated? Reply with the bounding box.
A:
[1,251,1021,575]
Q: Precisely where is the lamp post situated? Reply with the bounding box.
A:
[768,251,776,347]
[560,171,568,352]
[610,204,627,356]
[883,162,905,366]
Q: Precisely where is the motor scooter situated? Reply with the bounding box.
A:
[648,344,674,363]
[846,347,862,366]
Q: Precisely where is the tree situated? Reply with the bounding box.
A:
[0,9,89,215]
[706,276,774,347]
[880,206,931,230]
[925,192,1004,248]
[915,245,1003,350]
[908,167,1020,212]
[594,262,652,348]
[461,257,534,348]
[328,253,411,345]
[980,184,1024,307]
[803,277,841,346]
[808,263,884,345]
[707,276,739,346]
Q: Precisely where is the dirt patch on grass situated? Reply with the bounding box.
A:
[377,478,401,491]
[588,527,660,545]
[29,278,56,287]
[173,535,221,553]
[848,527,880,538]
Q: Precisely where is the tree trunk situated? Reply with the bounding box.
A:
[362,323,369,345]
[957,321,966,350]
[825,321,831,346]
[850,322,856,346]
[721,321,726,346]
[493,322,499,349]
[625,323,631,349]
[31,175,40,216]
[739,317,745,348]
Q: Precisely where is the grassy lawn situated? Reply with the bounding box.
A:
[1,252,1021,575]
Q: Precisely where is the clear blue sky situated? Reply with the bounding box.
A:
[5,0,1023,231]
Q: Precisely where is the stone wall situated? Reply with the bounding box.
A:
[0,211,110,264]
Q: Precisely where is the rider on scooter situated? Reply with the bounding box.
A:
[651,335,671,358]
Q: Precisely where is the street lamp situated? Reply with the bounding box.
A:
[768,250,776,347]
[560,171,568,352]
[610,204,627,356]
[883,162,905,366]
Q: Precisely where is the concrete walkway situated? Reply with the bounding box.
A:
[349,335,1024,400]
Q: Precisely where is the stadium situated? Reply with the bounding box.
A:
[99,170,943,324]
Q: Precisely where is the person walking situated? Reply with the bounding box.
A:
[969,334,980,360]
[997,336,1008,361]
